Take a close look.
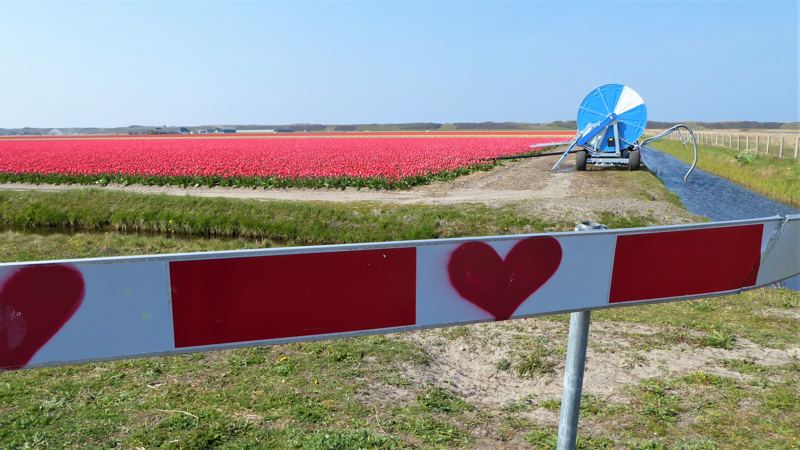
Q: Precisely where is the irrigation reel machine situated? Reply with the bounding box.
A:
[532,84,699,181]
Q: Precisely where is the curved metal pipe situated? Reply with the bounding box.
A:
[640,124,698,181]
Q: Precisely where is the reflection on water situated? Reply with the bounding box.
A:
[641,147,799,290]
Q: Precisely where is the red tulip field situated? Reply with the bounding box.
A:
[0,132,572,189]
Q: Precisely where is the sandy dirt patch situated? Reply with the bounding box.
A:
[379,318,798,414]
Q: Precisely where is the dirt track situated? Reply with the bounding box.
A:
[0,154,695,223]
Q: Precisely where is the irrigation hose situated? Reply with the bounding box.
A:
[495,149,576,160]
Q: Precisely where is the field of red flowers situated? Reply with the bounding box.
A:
[0,133,571,189]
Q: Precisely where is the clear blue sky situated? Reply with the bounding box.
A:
[1,1,797,128]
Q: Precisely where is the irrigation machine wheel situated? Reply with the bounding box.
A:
[576,150,587,171]
[627,149,640,171]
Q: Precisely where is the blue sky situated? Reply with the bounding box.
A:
[0,1,797,127]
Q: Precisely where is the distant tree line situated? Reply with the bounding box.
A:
[1,121,796,136]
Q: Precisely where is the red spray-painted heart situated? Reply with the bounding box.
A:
[448,237,562,320]
[0,265,84,370]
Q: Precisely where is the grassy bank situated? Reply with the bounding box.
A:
[649,140,799,206]
[0,189,660,245]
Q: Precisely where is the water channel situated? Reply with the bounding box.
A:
[641,147,799,290]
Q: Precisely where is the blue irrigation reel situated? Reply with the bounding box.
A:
[550,84,698,180]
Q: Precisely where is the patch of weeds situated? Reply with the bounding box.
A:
[681,371,738,388]
[391,415,469,446]
[539,398,561,411]
[285,428,401,449]
[735,152,757,165]
[748,375,771,389]
[676,439,719,450]
[624,329,703,352]
[270,357,295,377]
[133,414,251,449]
[631,438,718,450]
[537,395,606,416]
[638,380,681,423]
[502,400,528,412]
[690,300,717,312]
[624,352,647,369]
[440,326,470,340]
[721,358,765,375]
[499,414,530,432]
[637,191,658,202]
[598,211,656,229]
[525,427,558,449]
[287,395,330,424]
[383,373,412,387]
[514,345,556,378]
[780,295,800,308]
[227,349,267,371]
[497,414,531,442]
[703,329,737,349]
[579,394,607,416]
[495,358,511,371]
[329,344,364,364]
[525,426,613,449]
[761,384,798,414]
[630,440,670,449]
[417,387,472,414]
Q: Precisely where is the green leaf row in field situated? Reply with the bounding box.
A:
[0,162,498,191]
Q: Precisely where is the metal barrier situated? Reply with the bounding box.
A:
[2,215,798,447]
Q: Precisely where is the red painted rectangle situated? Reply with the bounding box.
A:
[169,248,416,348]
[609,224,763,303]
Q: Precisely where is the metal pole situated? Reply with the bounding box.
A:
[556,221,602,450]
[557,311,591,450]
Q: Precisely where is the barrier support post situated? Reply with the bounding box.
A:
[556,310,591,449]
[556,221,602,450]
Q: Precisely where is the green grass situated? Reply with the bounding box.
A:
[0,227,798,447]
[594,289,800,348]
[514,343,557,378]
[0,162,499,191]
[0,335,439,448]
[649,140,800,206]
[0,189,664,247]
[0,230,273,262]
[0,171,796,447]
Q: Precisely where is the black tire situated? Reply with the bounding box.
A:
[628,149,640,171]
[576,150,587,171]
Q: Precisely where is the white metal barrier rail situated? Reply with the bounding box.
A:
[1,214,798,372]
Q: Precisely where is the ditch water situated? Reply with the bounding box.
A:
[641,147,799,290]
